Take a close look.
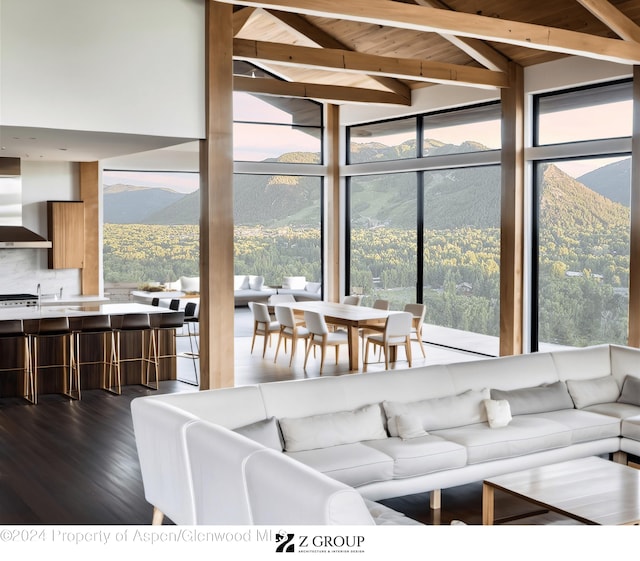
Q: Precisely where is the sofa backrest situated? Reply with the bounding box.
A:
[551,344,613,383]
[130,399,200,524]
[184,420,265,524]
[244,446,375,525]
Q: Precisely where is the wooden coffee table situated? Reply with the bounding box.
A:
[482,456,640,525]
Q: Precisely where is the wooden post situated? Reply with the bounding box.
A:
[79,161,100,295]
[326,104,341,303]
[499,62,525,356]
[199,1,235,389]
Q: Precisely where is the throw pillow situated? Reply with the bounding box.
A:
[279,403,387,453]
[383,388,490,436]
[180,276,200,293]
[490,381,573,416]
[395,414,428,440]
[282,276,306,290]
[305,282,322,294]
[233,417,284,451]
[249,275,264,291]
[566,376,620,409]
[483,399,512,428]
[617,375,640,407]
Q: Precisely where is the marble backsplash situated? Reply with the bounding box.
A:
[0,248,81,296]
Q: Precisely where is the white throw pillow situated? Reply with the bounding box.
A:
[180,276,200,293]
[383,388,490,436]
[234,275,250,290]
[483,399,512,428]
[566,376,620,409]
[233,417,283,451]
[305,282,322,294]
[395,414,428,440]
[249,275,264,291]
[282,276,306,290]
[279,403,387,452]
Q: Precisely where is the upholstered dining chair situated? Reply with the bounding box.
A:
[363,311,413,370]
[404,303,427,358]
[303,310,349,373]
[342,295,363,306]
[273,305,310,367]
[248,302,280,358]
[359,299,391,354]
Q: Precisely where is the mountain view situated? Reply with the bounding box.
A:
[103,142,632,348]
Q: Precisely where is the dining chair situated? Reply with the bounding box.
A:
[359,299,391,354]
[404,303,427,358]
[342,295,363,306]
[303,310,349,373]
[273,305,310,367]
[363,311,413,370]
[248,302,280,358]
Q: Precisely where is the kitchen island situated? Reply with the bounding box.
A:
[0,303,180,402]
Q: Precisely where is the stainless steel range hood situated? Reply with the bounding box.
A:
[0,159,52,249]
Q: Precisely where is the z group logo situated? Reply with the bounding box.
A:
[274,530,366,554]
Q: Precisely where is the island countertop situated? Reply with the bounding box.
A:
[0,302,170,321]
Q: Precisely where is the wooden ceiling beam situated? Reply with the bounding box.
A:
[215,0,640,65]
[575,0,640,43]
[233,6,257,35]
[410,0,511,72]
[234,38,509,88]
[265,9,412,100]
[234,75,410,105]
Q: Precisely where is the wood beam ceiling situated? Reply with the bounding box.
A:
[216,0,640,65]
[575,0,640,43]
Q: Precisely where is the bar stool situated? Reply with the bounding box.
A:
[70,315,120,398]
[150,310,184,376]
[28,317,76,403]
[0,319,35,404]
[112,313,158,390]
[182,302,199,386]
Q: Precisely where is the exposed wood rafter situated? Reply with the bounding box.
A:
[575,0,640,43]
[232,6,257,35]
[234,38,509,88]
[264,9,411,101]
[215,0,640,65]
[234,75,410,104]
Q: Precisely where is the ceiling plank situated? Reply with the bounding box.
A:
[265,9,411,100]
[234,75,410,105]
[575,0,640,43]
[410,0,510,72]
[215,0,640,65]
[234,38,509,88]
[233,7,257,35]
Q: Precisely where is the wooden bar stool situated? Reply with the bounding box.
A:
[0,319,35,404]
[112,313,158,390]
[71,315,120,398]
[150,310,184,381]
[28,317,76,403]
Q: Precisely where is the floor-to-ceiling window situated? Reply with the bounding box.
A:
[532,80,632,350]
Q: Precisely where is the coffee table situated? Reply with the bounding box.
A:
[482,456,640,525]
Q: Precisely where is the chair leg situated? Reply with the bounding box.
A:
[303,341,312,369]
[416,327,426,357]
[274,331,283,363]
[384,343,389,370]
[250,322,258,354]
[406,336,413,367]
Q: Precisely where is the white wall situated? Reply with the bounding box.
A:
[0,161,81,296]
[0,0,205,138]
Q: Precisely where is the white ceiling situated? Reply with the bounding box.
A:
[0,126,199,171]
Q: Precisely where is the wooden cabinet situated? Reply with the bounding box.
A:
[47,201,85,269]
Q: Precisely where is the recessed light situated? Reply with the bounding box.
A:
[58,148,68,151]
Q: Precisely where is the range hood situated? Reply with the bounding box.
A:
[0,158,52,248]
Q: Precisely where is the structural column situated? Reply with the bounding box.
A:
[79,161,100,296]
[628,66,640,347]
[325,104,341,302]
[499,62,525,356]
[199,1,235,389]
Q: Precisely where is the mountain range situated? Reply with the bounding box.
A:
[103,143,630,230]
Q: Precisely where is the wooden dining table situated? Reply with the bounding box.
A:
[278,300,396,371]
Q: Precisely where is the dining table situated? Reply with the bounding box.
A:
[278,300,396,371]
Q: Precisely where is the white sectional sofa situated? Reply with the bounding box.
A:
[233,275,277,306]
[276,276,322,302]
[131,344,640,525]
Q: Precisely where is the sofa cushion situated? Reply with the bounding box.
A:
[621,416,640,441]
[279,403,387,453]
[180,276,200,293]
[432,417,572,464]
[363,435,467,478]
[566,376,620,409]
[483,399,512,428]
[282,276,306,290]
[383,388,490,436]
[285,442,394,487]
[583,401,640,419]
[490,381,574,415]
[233,416,283,451]
[617,375,640,407]
[396,414,428,440]
[234,275,250,290]
[526,409,621,444]
[248,275,264,291]
[306,281,322,294]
